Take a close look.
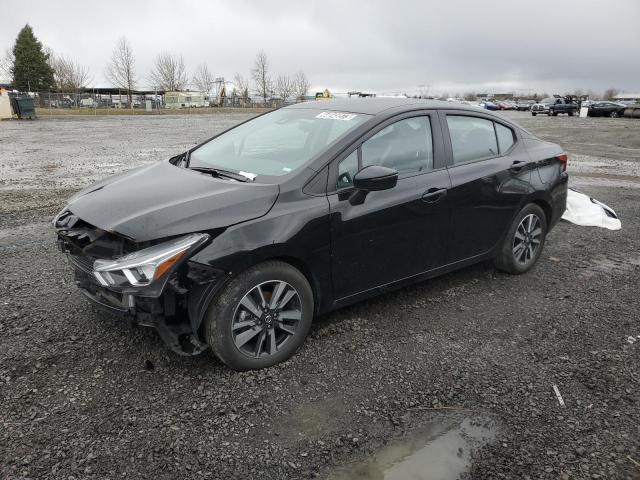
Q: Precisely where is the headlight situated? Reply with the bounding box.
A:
[93,233,209,287]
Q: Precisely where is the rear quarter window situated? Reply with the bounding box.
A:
[495,123,515,153]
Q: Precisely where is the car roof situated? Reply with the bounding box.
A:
[285,97,462,115]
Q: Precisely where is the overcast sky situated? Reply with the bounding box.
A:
[2,0,639,95]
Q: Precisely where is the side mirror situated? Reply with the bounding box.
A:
[348,165,398,205]
[353,165,398,192]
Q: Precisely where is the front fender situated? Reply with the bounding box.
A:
[186,192,332,334]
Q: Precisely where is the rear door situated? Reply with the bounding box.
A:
[438,111,533,263]
[328,112,452,301]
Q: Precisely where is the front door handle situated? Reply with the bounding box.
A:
[422,188,447,203]
[509,160,526,172]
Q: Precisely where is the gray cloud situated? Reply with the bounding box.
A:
[1,0,639,95]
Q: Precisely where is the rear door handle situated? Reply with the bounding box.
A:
[509,160,526,172]
[422,188,447,203]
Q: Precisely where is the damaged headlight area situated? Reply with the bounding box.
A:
[54,209,220,355]
[93,233,209,291]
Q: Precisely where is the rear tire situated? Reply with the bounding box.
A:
[494,204,547,274]
[532,112,537,116]
[205,261,314,371]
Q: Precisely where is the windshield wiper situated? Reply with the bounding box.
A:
[189,166,255,182]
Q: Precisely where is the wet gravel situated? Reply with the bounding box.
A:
[1,111,639,479]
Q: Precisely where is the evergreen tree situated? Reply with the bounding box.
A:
[11,24,55,91]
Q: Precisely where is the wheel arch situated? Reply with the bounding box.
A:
[531,198,552,226]
[188,251,325,341]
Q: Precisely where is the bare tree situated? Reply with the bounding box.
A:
[275,74,294,103]
[233,72,249,106]
[0,48,14,82]
[105,37,136,107]
[251,50,272,102]
[463,91,477,101]
[51,53,92,91]
[192,63,215,93]
[293,71,310,101]
[149,52,188,92]
[603,87,619,100]
[233,73,249,97]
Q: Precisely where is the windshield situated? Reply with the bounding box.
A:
[541,98,555,104]
[188,108,370,177]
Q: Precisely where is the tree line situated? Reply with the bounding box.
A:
[1,25,311,104]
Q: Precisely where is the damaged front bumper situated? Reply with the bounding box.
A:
[55,210,225,356]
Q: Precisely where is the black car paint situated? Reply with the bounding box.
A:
[587,102,626,117]
[55,99,568,353]
[66,160,280,242]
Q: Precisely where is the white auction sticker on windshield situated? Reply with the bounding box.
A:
[316,111,358,121]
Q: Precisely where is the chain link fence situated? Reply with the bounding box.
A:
[24,90,287,114]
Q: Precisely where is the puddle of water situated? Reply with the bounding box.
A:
[581,254,640,277]
[331,418,495,480]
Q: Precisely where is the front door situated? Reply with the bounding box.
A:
[328,113,452,301]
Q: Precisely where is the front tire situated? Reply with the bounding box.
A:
[494,204,547,274]
[205,261,314,371]
[532,112,537,116]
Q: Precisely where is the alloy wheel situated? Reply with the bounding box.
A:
[512,214,542,265]
[231,280,302,358]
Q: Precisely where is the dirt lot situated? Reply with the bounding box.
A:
[1,111,639,479]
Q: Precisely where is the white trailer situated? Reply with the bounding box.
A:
[165,91,208,109]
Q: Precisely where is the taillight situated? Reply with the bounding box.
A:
[557,153,568,171]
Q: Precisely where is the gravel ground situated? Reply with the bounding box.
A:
[1,111,639,479]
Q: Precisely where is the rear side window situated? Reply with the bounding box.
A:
[495,123,515,153]
[446,116,498,164]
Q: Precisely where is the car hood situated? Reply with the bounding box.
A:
[66,161,279,242]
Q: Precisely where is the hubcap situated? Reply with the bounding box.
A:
[512,214,542,265]
[231,280,302,358]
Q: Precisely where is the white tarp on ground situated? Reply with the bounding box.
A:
[562,189,621,230]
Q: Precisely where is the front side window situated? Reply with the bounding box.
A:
[361,116,433,175]
[447,116,498,164]
[336,150,359,189]
[188,109,370,177]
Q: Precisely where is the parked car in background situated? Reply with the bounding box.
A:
[587,101,627,118]
[481,101,500,111]
[54,98,568,370]
[531,98,553,116]
[532,97,578,116]
[548,97,578,117]
[516,100,533,111]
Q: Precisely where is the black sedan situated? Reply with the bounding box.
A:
[54,99,568,370]
[588,101,627,118]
